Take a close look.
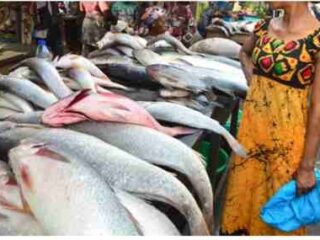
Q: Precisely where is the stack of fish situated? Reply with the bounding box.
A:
[207,18,257,37]
[87,32,247,111]
[0,53,248,235]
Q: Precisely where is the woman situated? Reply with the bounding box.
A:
[166,2,196,46]
[222,2,320,235]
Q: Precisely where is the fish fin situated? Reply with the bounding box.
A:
[15,123,45,129]
[220,129,248,159]
[20,139,70,163]
[52,56,60,66]
[161,126,198,137]
[192,150,207,167]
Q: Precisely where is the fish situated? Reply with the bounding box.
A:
[0,108,20,120]
[175,56,243,76]
[20,58,72,99]
[0,163,45,236]
[0,96,23,113]
[0,75,58,109]
[9,141,140,236]
[21,128,209,235]
[146,64,248,97]
[88,48,122,58]
[5,111,43,125]
[146,64,208,94]
[0,161,23,209]
[0,206,45,235]
[115,45,134,58]
[159,89,191,98]
[102,63,159,89]
[163,98,209,112]
[189,38,241,59]
[90,56,134,66]
[41,90,194,137]
[96,32,146,50]
[147,34,200,56]
[147,40,173,52]
[68,122,213,227]
[138,101,247,158]
[91,75,128,90]
[114,189,180,236]
[68,67,96,92]
[0,91,34,113]
[0,122,44,161]
[53,54,110,80]
[133,49,168,66]
[8,66,39,82]
[200,55,241,69]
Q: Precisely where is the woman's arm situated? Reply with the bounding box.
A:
[295,56,320,195]
[239,33,256,85]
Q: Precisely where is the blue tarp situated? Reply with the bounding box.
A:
[261,169,320,232]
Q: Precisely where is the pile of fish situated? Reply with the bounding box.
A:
[207,18,257,37]
[0,32,248,236]
[87,32,247,111]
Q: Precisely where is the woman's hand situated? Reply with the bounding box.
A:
[297,54,320,196]
[295,165,316,196]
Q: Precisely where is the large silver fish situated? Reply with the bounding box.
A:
[68,122,213,227]
[146,64,248,97]
[24,128,209,235]
[114,189,180,236]
[88,48,122,58]
[9,141,140,236]
[115,45,134,58]
[147,34,200,56]
[0,91,34,113]
[68,67,96,92]
[97,32,146,50]
[133,49,168,66]
[189,38,241,59]
[90,56,134,66]
[0,76,58,109]
[0,122,44,160]
[5,111,43,124]
[21,58,72,99]
[0,206,45,236]
[53,54,110,80]
[138,101,247,158]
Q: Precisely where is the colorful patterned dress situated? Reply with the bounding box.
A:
[222,19,320,235]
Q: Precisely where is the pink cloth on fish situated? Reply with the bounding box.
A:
[41,90,195,136]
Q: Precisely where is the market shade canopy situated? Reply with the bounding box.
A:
[261,170,320,232]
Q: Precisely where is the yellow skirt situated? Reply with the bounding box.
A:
[222,74,309,235]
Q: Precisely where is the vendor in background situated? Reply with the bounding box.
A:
[110,2,140,33]
[138,3,167,37]
[165,2,196,47]
[197,1,235,38]
[33,2,65,57]
[80,1,109,57]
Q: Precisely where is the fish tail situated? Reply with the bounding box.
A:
[192,150,207,167]
[221,129,247,158]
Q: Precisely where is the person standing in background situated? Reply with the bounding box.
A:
[166,2,196,46]
[80,1,109,56]
[32,2,65,57]
[110,2,140,32]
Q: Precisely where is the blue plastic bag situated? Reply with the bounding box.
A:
[261,169,320,232]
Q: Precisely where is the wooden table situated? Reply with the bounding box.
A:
[0,43,31,74]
